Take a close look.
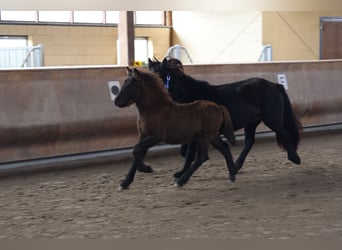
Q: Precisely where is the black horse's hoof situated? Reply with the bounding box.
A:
[175,180,184,187]
[173,171,183,179]
[119,180,131,190]
[229,174,236,182]
[138,165,154,173]
[119,184,129,190]
[175,176,187,187]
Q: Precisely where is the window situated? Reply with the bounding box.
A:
[116,37,150,64]
[0,11,165,26]
[135,38,149,62]
[1,11,36,22]
[0,36,29,68]
[0,36,27,47]
[38,11,71,23]
[135,11,163,25]
[73,11,104,24]
[105,11,119,24]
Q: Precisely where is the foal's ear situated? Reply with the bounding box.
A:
[126,66,133,76]
[133,68,140,77]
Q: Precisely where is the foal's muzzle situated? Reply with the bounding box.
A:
[114,97,133,108]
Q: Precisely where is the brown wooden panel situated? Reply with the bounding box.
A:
[321,21,342,59]
[0,66,139,162]
[1,61,342,163]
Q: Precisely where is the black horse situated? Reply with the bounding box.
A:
[148,57,302,174]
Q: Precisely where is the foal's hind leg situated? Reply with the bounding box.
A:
[211,136,237,182]
[175,140,209,187]
[174,141,196,179]
[235,120,260,172]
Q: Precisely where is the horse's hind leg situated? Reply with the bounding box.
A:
[235,120,260,172]
[175,140,209,187]
[180,144,188,158]
[263,115,301,165]
[211,136,237,182]
[174,141,196,179]
[274,126,301,164]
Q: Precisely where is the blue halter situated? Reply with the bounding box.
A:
[164,74,171,89]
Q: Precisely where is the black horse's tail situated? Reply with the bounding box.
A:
[219,105,236,145]
[277,85,302,150]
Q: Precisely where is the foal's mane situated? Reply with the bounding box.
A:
[136,68,174,102]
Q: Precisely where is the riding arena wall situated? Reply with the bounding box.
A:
[0,60,341,163]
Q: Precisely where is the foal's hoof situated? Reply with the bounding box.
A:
[289,155,301,165]
[138,165,154,173]
[229,174,236,182]
[119,181,130,190]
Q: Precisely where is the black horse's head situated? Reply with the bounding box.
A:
[114,67,141,108]
[148,57,163,73]
[148,57,190,103]
[148,57,184,78]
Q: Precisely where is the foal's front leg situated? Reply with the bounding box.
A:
[120,136,159,189]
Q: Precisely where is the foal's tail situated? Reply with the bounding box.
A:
[278,85,302,150]
[219,106,236,145]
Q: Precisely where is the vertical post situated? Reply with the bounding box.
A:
[164,11,172,26]
[36,44,44,67]
[164,11,173,45]
[118,11,135,66]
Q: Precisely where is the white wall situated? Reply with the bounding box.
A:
[172,11,262,64]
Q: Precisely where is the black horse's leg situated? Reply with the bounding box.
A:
[180,144,188,157]
[174,141,196,179]
[235,120,260,172]
[211,136,237,182]
[265,122,301,165]
[175,140,209,187]
[120,136,159,189]
[274,128,300,164]
[263,110,301,165]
